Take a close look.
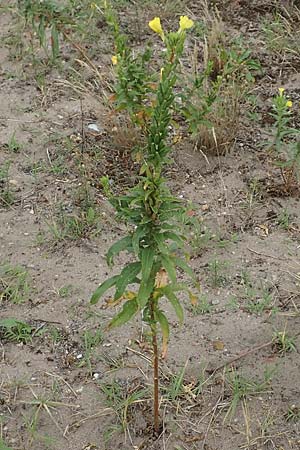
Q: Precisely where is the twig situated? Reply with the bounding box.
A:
[247,247,287,261]
[207,340,273,374]
[45,372,78,398]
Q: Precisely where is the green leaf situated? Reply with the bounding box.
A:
[51,23,59,59]
[161,255,176,283]
[162,286,184,324]
[174,257,196,280]
[154,233,168,254]
[90,275,119,305]
[106,236,132,266]
[141,247,154,281]
[137,277,154,308]
[161,231,185,247]
[132,225,146,255]
[0,318,21,328]
[114,262,141,300]
[108,299,138,329]
[156,310,170,357]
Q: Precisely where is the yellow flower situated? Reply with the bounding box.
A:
[179,15,194,32]
[278,87,285,96]
[286,100,293,108]
[111,55,118,65]
[149,17,164,39]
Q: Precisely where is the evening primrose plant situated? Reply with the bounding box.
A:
[268,88,300,189]
[91,14,198,434]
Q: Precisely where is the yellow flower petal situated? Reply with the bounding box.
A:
[278,87,285,96]
[149,17,164,38]
[286,100,293,108]
[111,55,118,65]
[179,15,194,32]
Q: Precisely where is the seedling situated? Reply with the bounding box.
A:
[7,131,22,152]
[0,264,30,303]
[91,10,197,434]
[207,258,228,288]
[285,405,300,422]
[245,289,277,315]
[190,294,213,315]
[224,368,273,422]
[272,328,297,354]
[0,318,33,343]
[79,328,103,375]
[100,380,148,431]
[0,162,15,206]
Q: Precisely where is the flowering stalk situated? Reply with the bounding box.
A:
[269,88,300,189]
[91,13,197,434]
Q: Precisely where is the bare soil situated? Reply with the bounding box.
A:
[0,1,300,449]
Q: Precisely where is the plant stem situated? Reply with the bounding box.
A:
[150,297,160,434]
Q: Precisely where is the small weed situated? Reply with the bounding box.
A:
[190,294,213,315]
[207,258,229,288]
[164,365,187,401]
[0,264,30,303]
[277,208,291,230]
[46,205,101,242]
[0,318,33,343]
[78,328,103,375]
[245,178,263,209]
[21,387,74,444]
[285,405,300,422]
[100,380,148,430]
[226,296,239,311]
[262,14,300,55]
[57,284,73,298]
[224,368,273,421]
[245,289,277,315]
[6,131,22,152]
[272,329,297,354]
[0,161,15,206]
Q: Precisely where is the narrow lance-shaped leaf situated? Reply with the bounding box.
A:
[106,235,133,266]
[174,256,196,281]
[90,275,119,305]
[161,285,184,324]
[107,299,138,329]
[141,246,155,281]
[51,23,59,59]
[137,261,161,308]
[114,262,141,300]
[156,310,170,358]
[161,255,176,284]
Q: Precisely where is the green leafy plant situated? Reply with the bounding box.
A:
[100,380,148,431]
[91,11,198,433]
[0,264,30,303]
[224,368,273,422]
[272,328,297,354]
[17,0,100,61]
[0,162,15,207]
[6,131,22,152]
[18,0,70,59]
[268,88,300,190]
[182,31,261,153]
[79,328,103,375]
[0,318,33,343]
